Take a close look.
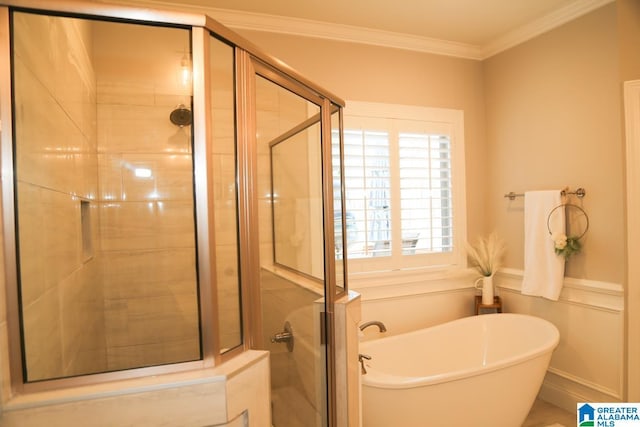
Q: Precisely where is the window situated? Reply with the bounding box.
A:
[336,102,467,273]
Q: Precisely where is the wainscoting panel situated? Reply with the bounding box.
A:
[496,268,624,411]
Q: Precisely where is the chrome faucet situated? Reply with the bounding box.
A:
[359,320,387,333]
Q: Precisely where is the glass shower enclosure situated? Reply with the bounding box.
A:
[0,1,347,426]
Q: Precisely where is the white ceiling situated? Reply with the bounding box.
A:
[114,0,614,59]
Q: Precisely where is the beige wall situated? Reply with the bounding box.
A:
[619,0,640,403]
[238,30,488,244]
[238,4,624,284]
[618,0,640,81]
[484,3,622,282]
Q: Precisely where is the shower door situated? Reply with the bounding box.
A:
[10,11,202,382]
[251,68,330,426]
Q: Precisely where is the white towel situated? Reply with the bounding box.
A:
[522,190,565,300]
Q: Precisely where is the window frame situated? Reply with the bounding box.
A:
[342,101,467,276]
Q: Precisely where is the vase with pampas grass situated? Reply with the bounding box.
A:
[466,232,505,305]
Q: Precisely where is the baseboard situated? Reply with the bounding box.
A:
[539,370,622,413]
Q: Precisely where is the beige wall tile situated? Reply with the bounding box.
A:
[53,19,95,140]
[60,262,107,376]
[97,103,192,154]
[216,256,242,350]
[11,11,101,383]
[102,249,196,299]
[22,287,63,381]
[0,222,5,325]
[260,270,325,424]
[256,152,273,199]
[12,13,57,96]
[0,321,11,404]
[255,110,280,150]
[106,337,200,371]
[99,200,195,251]
[41,190,81,287]
[14,61,89,193]
[75,153,99,201]
[97,153,123,201]
[15,183,45,307]
[118,153,193,201]
[104,291,200,369]
[96,81,155,106]
[155,94,191,108]
[92,20,191,99]
[211,109,235,146]
[215,249,240,292]
[125,293,199,344]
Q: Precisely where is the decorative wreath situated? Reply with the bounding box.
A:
[546,203,589,260]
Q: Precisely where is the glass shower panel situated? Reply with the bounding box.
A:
[255,74,328,427]
[331,107,346,293]
[209,34,242,352]
[12,12,201,381]
[271,120,323,280]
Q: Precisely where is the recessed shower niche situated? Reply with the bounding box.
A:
[3,3,347,425]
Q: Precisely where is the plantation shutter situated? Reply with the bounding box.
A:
[339,101,466,273]
[398,132,453,254]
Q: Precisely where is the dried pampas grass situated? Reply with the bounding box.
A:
[466,232,505,277]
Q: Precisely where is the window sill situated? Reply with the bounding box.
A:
[348,266,476,300]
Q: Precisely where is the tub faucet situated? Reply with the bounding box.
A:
[358,353,371,375]
[359,320,387,333]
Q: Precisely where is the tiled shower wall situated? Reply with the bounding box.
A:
[96,84,199,370]
[92,22,200,371]
[10,11,322,383]
[13,13,202,378]
[12,13,107,380]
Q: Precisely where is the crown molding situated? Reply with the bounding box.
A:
[206,8,485,60]
[115,0,615,61]
[481,0,615,58]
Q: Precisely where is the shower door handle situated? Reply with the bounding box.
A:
[270,321,294,352]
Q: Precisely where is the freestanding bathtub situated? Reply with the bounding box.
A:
[360,313,559,427]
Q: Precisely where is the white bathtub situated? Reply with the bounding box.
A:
[360,313,559,427]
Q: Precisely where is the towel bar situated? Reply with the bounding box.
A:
[504,187,586,201]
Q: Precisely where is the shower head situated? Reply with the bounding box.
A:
[169,104,192,127]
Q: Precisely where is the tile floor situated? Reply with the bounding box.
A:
[523,399,576,427]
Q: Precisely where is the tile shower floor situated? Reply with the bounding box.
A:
[523,399,576,427]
